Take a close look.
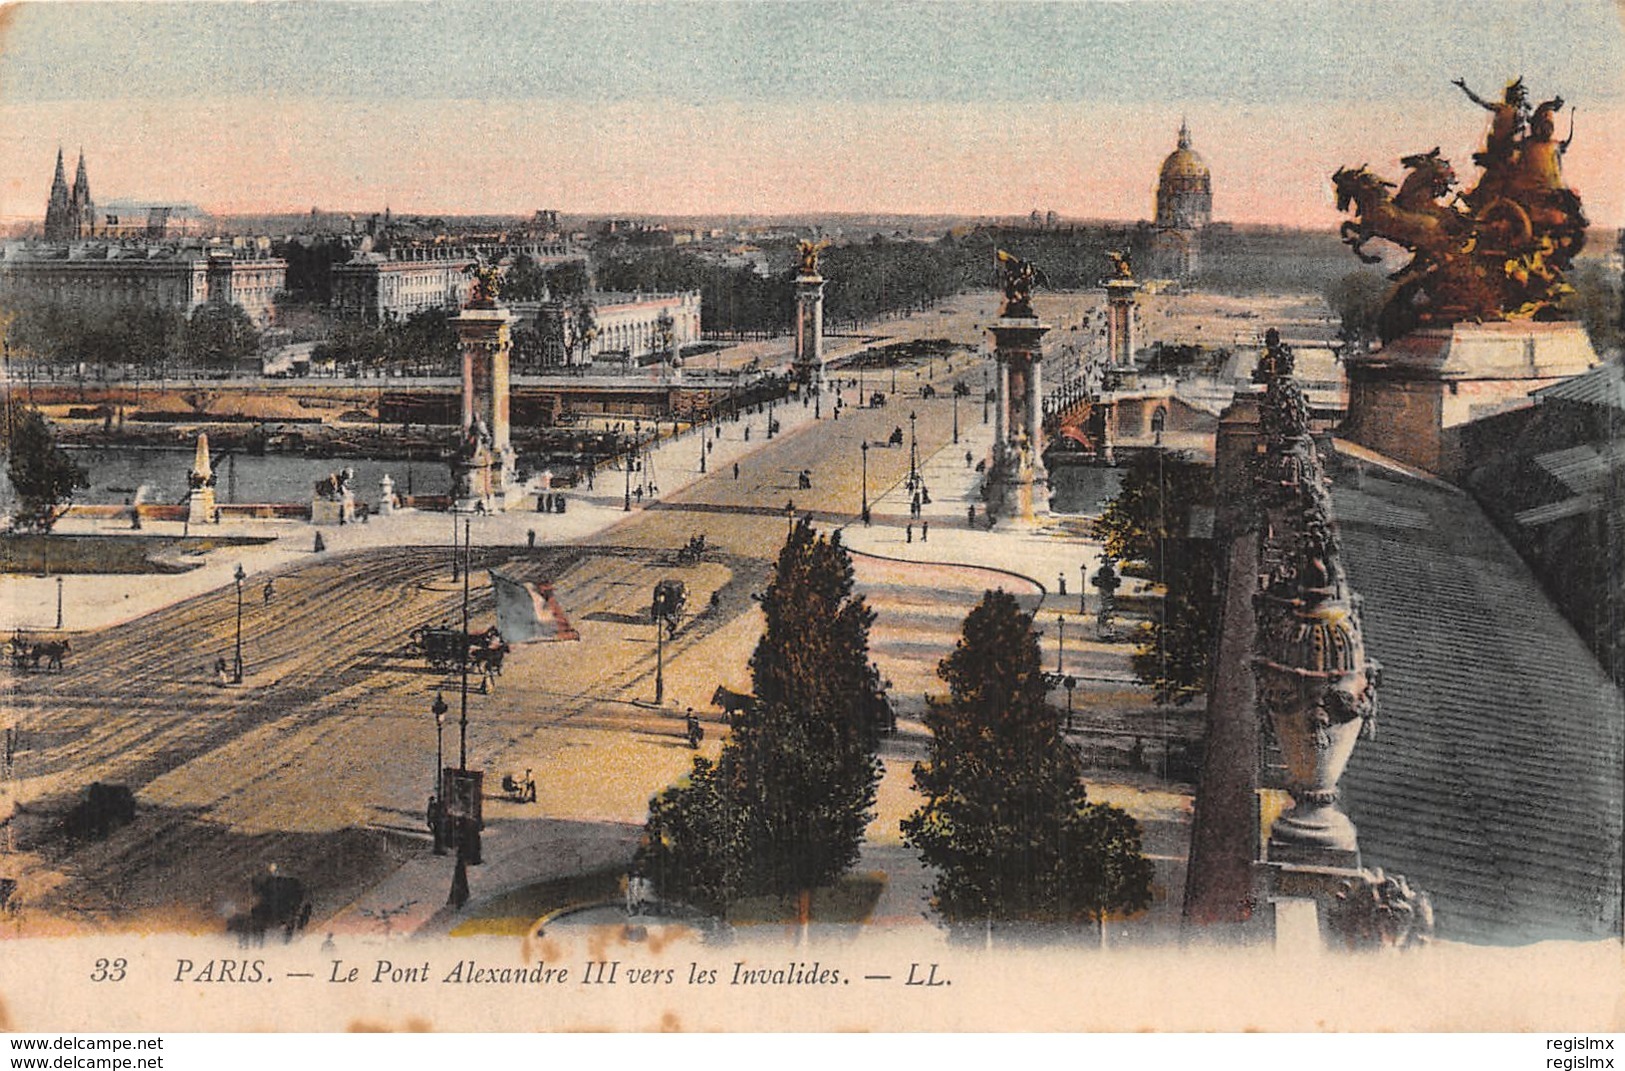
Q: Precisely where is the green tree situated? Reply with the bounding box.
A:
[1093,450,1217,703]
[638,519,887,913]
[1324,270,1388,354]
[5,408,88,532]
[902,590,1153,931]
[183,303,260,370]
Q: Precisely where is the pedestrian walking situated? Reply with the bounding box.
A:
[313,533,326,553]
[733,461,740,480]
[262,579,275,605]
[921,520,929,542]
[527,529,537,549]
[906,523,913,543]
[1058,574,1067,596]
[968,504,976,527]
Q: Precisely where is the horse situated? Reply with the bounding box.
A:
[1334,164,1468,265]
[30,639,69,672]
[470,642,508,678]
[711,685,755,726]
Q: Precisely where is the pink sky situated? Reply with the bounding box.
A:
[5,95,1623,229]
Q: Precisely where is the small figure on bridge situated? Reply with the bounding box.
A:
[263,579,275,605]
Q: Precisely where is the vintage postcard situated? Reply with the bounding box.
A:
[0,0,1621,1036]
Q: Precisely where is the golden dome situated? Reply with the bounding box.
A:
[1159,120,1211,184]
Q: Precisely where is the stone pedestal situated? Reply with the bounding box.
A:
[454,304,521,511]
[987,318,1051,524]
[186,487,216,527]
[378,475,397,517]
[1342,320,1597,477]
[186,433,216,525]
[792,274,825,387]
[310,493,355,525]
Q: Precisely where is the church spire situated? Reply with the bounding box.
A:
[45,147,73,240]
[72,150,90,201]
[1178,117,1191,151]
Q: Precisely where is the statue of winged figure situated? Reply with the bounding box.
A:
[995,249,1045,318]
[796,238,831,277]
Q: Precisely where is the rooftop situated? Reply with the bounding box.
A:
[1331,448,1624,944]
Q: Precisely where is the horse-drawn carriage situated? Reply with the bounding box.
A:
[7,633,69,672]
[673,534,709,565]
[409,624,509,675]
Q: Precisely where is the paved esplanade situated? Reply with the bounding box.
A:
[2,336,1127,939]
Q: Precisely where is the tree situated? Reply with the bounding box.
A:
[1093,450,1217,704]
[183,303,260,370]
[1324,270,1388,355]
[902,590,1153,931]
[5,407,88,532]
[638,519,887,913]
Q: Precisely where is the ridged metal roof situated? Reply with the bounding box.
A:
[1334,461,1624,944]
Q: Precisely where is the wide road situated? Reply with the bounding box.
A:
[2,344,996,933]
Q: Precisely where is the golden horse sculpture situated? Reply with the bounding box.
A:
[1335,77,1586,341]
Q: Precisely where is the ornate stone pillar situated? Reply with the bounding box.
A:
[988,319,1051,522]
[1105,276,1141,369]
[793,273,825,388]
[453,274,518,511]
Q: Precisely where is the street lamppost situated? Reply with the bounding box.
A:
[431,691,447,855]
[55,576,63,630]
[860,441,870,525]
[232,564,246,684]
[1056,612,1065,675]
[890,363,897,395]
[857,363,865,407]
[458,518,474,770]
[699,428,707,474]
[623,427,633,511]
[908,410,919,491]
[451,507,460,581]
[1081,562,1088,615]
[653,602,666,707]
[767,396,775,439]
[982,368,990,424]
[952,389,960,445]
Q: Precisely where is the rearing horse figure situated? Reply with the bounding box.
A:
[1334,164,1467,265]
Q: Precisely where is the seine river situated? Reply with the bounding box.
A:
[63,448,454,506]
[42,447,1117,514]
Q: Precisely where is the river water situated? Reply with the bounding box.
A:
[62,448,455,506]
[32,446,1118,515]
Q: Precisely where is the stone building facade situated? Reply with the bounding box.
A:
[0,244,286,326]
[331,243,580,323]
